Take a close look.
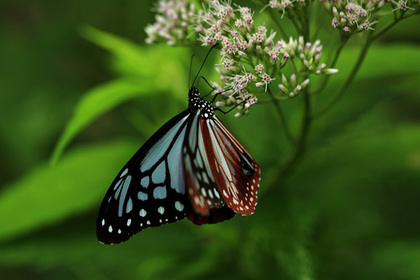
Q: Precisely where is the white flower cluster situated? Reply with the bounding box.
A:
[321,0,419,34]
[145,0,338,115]
[145,0,197,45]
[267,0,308,17]
[325,0,382,33]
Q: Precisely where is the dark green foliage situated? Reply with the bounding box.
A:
[1,1,420,279]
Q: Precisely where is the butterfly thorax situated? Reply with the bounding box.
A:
[188,87,214,119]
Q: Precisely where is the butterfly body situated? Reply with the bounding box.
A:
[97,87,260,244]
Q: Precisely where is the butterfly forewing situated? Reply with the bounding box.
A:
[97,111,191,244]
[201,117,260,215]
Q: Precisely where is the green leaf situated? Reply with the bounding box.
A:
[51,78,154,165]
[0,140,138,243]
[51,27,191,164]
[80,25,188,94]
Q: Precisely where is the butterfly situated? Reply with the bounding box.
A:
[96,85,260,245]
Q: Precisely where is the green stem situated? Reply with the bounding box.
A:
[289,11,304,35]
[311,1,326,41]
[268,88,298,149]
[279,89,312,177]
[267,8,288,38]
[371,14,402,41]
[301,2,311,41]
[314,33,372,118]
[263,90,313,193]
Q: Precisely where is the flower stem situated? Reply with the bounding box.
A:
[267,8,288,38]
[279,89,312,177]
[314,32,372,118]
[268,88,298,149]
[371,14,403,41]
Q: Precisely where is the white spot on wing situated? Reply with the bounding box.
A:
[140,176,150,188]
[139,209,147,217]
[137,191,148,201]
[222,189,228,198]
[153,186,167,199]
[108,225,113,233]
[201,188,207,197]
[175,201,184,211]
[214,188,220,199]
[158,206,165,214]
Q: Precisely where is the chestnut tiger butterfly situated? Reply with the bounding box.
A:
[96,50,260,244]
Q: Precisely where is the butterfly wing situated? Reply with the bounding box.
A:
[97,110,192,244]
[201,117,260,215]
[183,111,236,223]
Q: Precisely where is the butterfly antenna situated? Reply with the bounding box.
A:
[210,87,232,103]
[215,95,250,115]
[198,76,216,98]
[188,54,195,88]
[191,44,218,88]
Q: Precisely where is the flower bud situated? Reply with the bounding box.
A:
[290,74,296,86]
[323,68,339,74]
[301,79,310,89]
[282,73,288,86]
[278,84,288,94]
[215,101,225,107]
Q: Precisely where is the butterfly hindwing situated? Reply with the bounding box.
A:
[183,111,232,218]
[97,110,191,244]
[201,117,260,215]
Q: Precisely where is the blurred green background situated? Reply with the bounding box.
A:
[1,0,420,279]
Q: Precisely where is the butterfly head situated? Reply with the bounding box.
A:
[188,87,215,119]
